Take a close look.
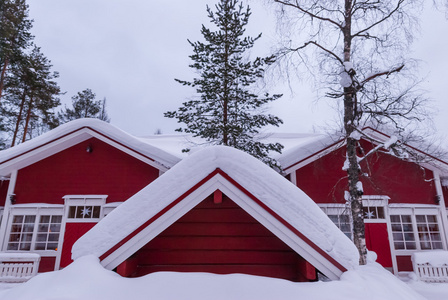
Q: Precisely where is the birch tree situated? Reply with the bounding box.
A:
[272,0,428,265]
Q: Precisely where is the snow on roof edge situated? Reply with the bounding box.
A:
[0,118,181,170]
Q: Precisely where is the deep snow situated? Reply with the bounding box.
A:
[0,255,439,300]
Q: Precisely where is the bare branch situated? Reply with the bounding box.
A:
[273,0,343,29]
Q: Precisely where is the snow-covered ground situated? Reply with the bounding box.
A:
[0,255,446,300]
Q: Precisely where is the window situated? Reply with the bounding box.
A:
[363,206,385,220]
[319,205,352,239]
[63,195,107,222]
[362,196,388,221]
[35,215,62,251]
[391,215,416,250]
[416,215,443,250]
[68,205,101,219]
[6,208,63,252]
[390,212,444,251]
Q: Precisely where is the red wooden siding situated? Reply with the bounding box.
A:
[14,137,160,205]
[38,257,56,273]
[365,223,392,268]
[119,194,317,282]
[295,141,437,205]
[0,179,8,206]
[60,222,96,268]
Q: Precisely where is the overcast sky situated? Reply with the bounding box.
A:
[25,0,448,144]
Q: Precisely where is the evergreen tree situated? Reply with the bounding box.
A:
[0,0,33,101]
[5,46,60,146]
[165,0,283,167]
[58,88,110,123]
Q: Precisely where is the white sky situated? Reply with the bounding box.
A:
[25,1,448,145]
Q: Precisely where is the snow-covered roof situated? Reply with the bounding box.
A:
[72,146,359,278]
[0,119,181,176]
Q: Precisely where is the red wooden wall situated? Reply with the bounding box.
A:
[118,193,317,282]
[295,141,437,205]
[11,137,161,271]
[14,137,160,205]
[0,179,8,207]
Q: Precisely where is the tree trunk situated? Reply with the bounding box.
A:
[11,88,28,147]
[0,57,9,102]
[21,94,33,143]
[343,0,367,265]
[223,10,229,146]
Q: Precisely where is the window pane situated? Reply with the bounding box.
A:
[402,224,413,232]
[47,243,58,250]
[7,243,19,250]
[12,215,23,223]
[404,233,415,241]
[93,206,101,218]
[428,223,439,232]
[75,206,84,218]
[34,243,46,250]
[19,242,31,251]
[401,215,412,223]
[391,224,402,231]
[36,233,47,242]
[430,233,442,241]
[68,206,76,218]
[393,233,404,241]
[377,207,385,219]
[24,215,35,223]
[9,234,20,242]
[432,242,443,249]
[48,234,59,242]
[426,215,437,223]
[38,224,49,233]
[394,242,405,250]
[405,242,416,250]
[390,215,400,223]
[11,224,22,233]
[50,224,61,233]
[416,215,426,223]
[40,215,50,223]
[52,215,62,223]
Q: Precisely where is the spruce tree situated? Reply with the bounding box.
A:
[58,89,111,123]
[165,0,283,167]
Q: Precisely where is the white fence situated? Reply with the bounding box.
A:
[412,251,448,283]
[0,253,40,283]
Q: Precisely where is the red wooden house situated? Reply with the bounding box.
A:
[278,128,448,274]
[0,119,447,279]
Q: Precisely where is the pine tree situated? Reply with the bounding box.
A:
[165,0,283,167]
[6,46,60,146]
[0,0,33,101]
[58,89,111,123]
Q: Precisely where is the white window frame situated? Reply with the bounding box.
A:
[63,195,107,223]
[3,205,64,260]
[388,205,447,273]
[318,204,353,240]
[362,196,389,223]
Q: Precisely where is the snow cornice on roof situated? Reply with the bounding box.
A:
[72,146,359,278]
[0,119,181,176]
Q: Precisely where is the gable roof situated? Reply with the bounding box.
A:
[72,146,359,280]
[280,127,448,177]
[0,119,181,176]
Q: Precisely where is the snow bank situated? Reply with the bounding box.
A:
[0,256,426,300]
[72,145,359,271]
